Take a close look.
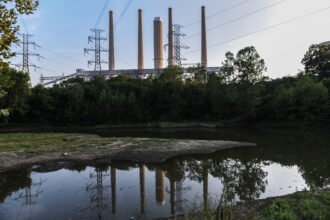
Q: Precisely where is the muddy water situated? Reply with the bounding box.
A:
[0,128,329,220]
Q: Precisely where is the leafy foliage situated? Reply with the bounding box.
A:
[0,45,329,126]
[302,44,330,82]
[0,0,39,69]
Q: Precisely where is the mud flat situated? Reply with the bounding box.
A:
[0,133,256,171]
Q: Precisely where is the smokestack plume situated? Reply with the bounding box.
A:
[138,9,144,70]
[168,8,175,66]
[109,11,115,70]
[154,17,164,69]
[201,6,207,67]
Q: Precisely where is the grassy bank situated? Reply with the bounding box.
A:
[172,190,330,220]
[0,133,166,155]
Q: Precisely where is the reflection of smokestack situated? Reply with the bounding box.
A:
[154,17,164,69]
[168,8,174,66]
[202,161,208,211]
[109,11,115,70]
[155,169,165,205]
[201,6,207,67]
[111,168,116,213]
[138,9,144,70]
[170,179,176,215]
[140,165,146,214]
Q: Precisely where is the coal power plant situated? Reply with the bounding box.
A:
[41,6,220,86]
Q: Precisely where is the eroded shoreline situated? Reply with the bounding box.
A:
[0,133,256,172]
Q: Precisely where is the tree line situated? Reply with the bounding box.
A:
[0,45,329,126]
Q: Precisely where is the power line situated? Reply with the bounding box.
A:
[43,57,77,69]
[184,0,254,28]
[184,6,330,55]
[94,0,112,28]
[115,0,133,28]
[184,0,287,40]
[40,47,82,64]
[117,57,135,68]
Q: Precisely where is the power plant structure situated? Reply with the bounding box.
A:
[138,9,144,70]
[41,6,219,86]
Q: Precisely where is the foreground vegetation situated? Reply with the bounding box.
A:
[0,45,329,127]
[178,190,330,220]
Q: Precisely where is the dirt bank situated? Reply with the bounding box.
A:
[0,133,256,172]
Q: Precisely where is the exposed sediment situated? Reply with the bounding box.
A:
[0,134,256,172]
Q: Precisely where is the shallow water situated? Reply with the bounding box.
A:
[0,128,329,220]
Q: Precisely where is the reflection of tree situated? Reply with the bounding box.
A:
[0,170,32,204]
[210,158,267,201]
[185,155,267,204]
[0,170,44,209]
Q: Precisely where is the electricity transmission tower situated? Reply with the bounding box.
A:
[85,168,110,219]
[173,24,189,66]
[84,29,108,72]
[15,34,43,86]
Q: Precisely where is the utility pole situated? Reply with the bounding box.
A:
[84,29,108,72]
[165,24,189,67]
[15,34,43,87]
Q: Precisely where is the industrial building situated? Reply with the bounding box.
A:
[41,6,220,86]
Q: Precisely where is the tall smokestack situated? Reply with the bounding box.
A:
[154,17,164,69]
[109,11,115,70]
[138,9,144,70]
[168,8,175,66]
[201,6,207,67]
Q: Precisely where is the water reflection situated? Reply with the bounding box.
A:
[0,128,329,219]
[0,158,315,219]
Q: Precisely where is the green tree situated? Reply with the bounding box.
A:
[234,46,267,84]
[187,65,208,84]
[220,46,267,84]
[159,65,184,82]
[274,75,328,121]
[302,44,330,82]
[0,0,39,69]
[0,73,11,118]
[219,51,235,83]
[1,69,29,120]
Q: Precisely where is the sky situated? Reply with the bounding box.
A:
[9,0,330,86]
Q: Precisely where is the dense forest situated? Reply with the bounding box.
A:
[0,45,329,126]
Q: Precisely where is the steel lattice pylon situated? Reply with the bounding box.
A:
[173,24,190,66]
[84,29,108,72]
[15,34,43,87]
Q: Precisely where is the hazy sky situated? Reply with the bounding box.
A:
[10,0,330,85]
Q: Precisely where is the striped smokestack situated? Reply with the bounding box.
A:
[138,9,144,70]
[154,17,164,69]
[109,10,115,70]
[168,8,175,66]
[201,6,207,67]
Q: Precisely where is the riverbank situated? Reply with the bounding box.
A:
[0,133,256,172]
[159,189,330,220]
[1,120,329,133]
